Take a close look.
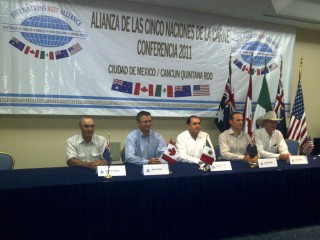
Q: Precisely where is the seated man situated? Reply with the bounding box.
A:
[66,115,108,169]
[124,111,166,165]
[219,112,259,163]
[254,111,291,161]
[176,115,214,165]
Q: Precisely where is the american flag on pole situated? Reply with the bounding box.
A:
[243,56,253,137]
[287,62,313,155]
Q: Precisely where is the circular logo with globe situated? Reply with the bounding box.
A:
[20,15,73,48]
[241,41,273,66]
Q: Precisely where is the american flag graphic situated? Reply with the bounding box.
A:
[68,43,83,56]
[192,84,210,96]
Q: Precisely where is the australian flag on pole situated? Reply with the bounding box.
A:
[274,74,287,138]
[103,141,112,166]
[215,54,236,132]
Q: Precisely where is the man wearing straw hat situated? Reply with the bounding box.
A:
[254,111,291,161]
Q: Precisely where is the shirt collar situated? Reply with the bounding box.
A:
[138,129,152,137]
[77,133,95,144]
[227,128,243,137]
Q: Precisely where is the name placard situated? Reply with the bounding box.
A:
[97,165,127,177]
[210,161,232,171]
[143,164,169,176]
[289,155,308,165]
[258,158,278,168]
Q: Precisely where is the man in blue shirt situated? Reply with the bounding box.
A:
[124,111,166,165]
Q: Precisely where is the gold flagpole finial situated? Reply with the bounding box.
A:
[299,58,303,80]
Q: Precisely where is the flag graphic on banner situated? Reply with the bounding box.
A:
[103,140,112,166]
[274,60,287,137]
[287,60,313,155]
[68,43,83,56]
[174,85,191,97]
[243,57,253,137]
[252,61,272,131]
[161,138,177,165]
[9,37,25,51]
[111,79,133,94]
[24,46,41,58]
[134,83,153,96]
[55,49,69,59]
[155,85,173,97]
[192,84,210,96]
[200,139,215,165]
[215,54,236,132]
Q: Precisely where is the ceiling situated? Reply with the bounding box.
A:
[125,0,320,31]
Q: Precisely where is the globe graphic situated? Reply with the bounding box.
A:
[20,16,73,48]
[241,41,273,66]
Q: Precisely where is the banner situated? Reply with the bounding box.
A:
[0,0,295,116]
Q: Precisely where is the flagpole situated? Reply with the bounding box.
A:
[105,132,112,179]
[280,56,283,80]
[299,58,303,81]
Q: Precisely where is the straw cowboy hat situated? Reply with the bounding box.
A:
[256,111,282,127]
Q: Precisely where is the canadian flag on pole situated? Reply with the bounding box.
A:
[161,138,177,165]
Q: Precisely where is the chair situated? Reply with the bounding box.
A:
[214,145,221,160]
[285,139,300,155]
[120,147,126,162]
[0,152,15,170]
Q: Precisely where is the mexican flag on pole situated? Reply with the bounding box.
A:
[200,140,215,165]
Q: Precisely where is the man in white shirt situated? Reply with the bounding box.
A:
[254,111,291,160]
[66,115,108,169]
[176,115,214,165]
[219,112,259,163]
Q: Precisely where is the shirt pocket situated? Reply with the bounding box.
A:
[92,152,101,159]
[78,153,86,160]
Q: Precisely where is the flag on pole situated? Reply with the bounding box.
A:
[200,139,215,165]
[301,135,314,155]
[252,60,272,131]
[103,139,112,166]
[215,53,236,132]
[246,136,258,158]
[243,55,253,137]
[287,59,313,155]
[162,138,177,165]
[274,59,287,137]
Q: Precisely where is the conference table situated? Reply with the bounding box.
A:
[1,156,320,240]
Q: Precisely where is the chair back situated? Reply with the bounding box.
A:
[285,139,300,155]
[0,152,15,170]
[214,145,221,160]
[120,147,126,162]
